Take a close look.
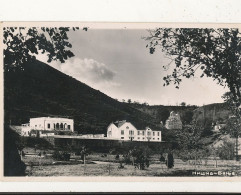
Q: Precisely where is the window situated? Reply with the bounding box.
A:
[129,130,134,135]
[138,131,140,135]
[153,132,155,136]
[121,130,124,135]
[153,138,155,140]
[126,126,129,129]
[143,131,145,135]
[121,137,124,139]
[158,132,160,136]
[147,132,151,136]
[138,137,140,139]
[143,137,145,140]
[68,125,71,130]
[158,138,159,140]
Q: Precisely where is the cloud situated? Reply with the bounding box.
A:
[49,57,120,90]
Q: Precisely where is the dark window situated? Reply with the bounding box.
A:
[121,137,124,139]
[68,125,71,130]
[153,132,155,136]
[138,131,140,135]
[47,123,50,129]
[121,130,124,135]
[158,132,160,136]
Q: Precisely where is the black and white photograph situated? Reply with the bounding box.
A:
[2,23,241,179]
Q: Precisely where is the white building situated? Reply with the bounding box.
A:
[165,111,182,130]
[21,123,31,136]
[21,117,74,136]
[107,120,162,142]
[29,117,74,132]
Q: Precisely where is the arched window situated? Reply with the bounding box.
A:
[60,123,63,130]
[54,123,56,130]
[56,123,59,130]
[64,123,67,130]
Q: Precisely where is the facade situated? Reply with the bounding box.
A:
[29,117,74,132]
[21,117,74,136]
[107,120,162,142]
[21,123,31,136]
[165,111,182,129]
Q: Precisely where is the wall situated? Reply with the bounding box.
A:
[54,137,170,153]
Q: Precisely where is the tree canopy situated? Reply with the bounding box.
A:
[3,27,84,71]
[145,28,241,104]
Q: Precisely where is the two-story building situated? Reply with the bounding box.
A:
[107,120,162,142]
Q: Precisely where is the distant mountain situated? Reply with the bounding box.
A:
[4,60,160,134]
[4,59,231,137]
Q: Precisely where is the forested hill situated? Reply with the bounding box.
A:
[4,60,160,134]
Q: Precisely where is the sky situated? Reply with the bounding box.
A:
[38,29,228,106]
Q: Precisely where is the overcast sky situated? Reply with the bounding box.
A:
[38,29,227,106]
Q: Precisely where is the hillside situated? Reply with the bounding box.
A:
[4,60,160,134]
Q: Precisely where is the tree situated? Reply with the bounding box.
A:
[182,110,193,125]
[3,27,85,71]
[176,123,205,166]
[157,108,170,124]
[128,146,151,170]
[180,102,186,107]
[145,28,241,104]
[222,92,241,160]
[166,153,174,168]
[217,139,235,160]
[127,99,132,104]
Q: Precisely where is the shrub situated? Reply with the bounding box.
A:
[217,140,235,160]
[160,154,165,162]
[52,150,70,161]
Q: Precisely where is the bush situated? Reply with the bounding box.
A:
[217,140,235,160]
[160,154,165,162]
[52,150,70,161]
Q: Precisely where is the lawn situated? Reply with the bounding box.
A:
[22,151,241,177]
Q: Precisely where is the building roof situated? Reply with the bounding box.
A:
[113,120,127,128]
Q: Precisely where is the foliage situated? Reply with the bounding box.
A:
[182,110,193,125]
[157,108,170,124]
[160,154,165,162]
[4,125,26,176]
[127,146,151,170]
[176,123,205,161]
[201,118,213,137]
[145,28,241,104]
[20,136,53,150]
[52,150,70,161]
[3,27,84,71]
[217,140,235,160]
[180,102,186,107]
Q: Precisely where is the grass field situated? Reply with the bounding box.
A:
[22,149,241,177]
